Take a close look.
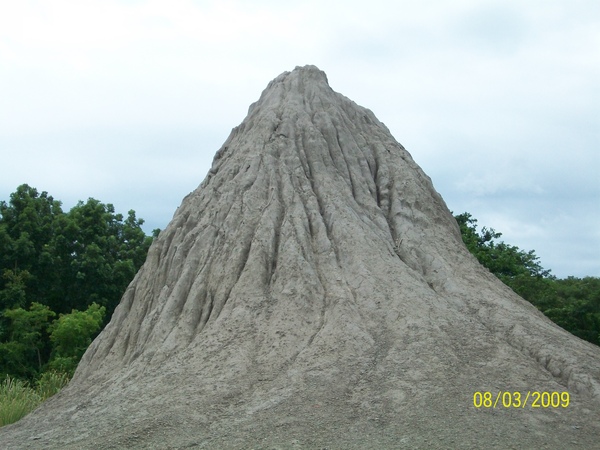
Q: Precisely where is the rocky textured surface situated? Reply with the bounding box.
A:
[2,65,600,449]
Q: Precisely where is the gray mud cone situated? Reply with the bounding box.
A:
[2,65,600,450]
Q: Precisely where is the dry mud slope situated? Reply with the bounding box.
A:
[2,65,600,449]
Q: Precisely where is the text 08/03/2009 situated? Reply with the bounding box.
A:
[473,391,570,409]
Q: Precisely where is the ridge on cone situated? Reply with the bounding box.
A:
[1,65,599,450]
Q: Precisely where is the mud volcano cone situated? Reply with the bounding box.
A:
[2,65,600,449]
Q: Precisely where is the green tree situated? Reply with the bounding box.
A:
[0,269,31,311]
[0,184,156,379]
[47,303,106,375]
[455,212,550,279]
[0,303,55,378]
[0,185,154,317]
[57,199,153,316]
[542,277,600,345]
[455,212,599,347]
[454,212,552,303]
[0,185,64,309]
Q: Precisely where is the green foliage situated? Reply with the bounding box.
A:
[0,269,31,310]
[540,277,600,345]
[0,184,144,425]
[0,185,63,311]
[455,212,550,280]
[0,184,154,318]
[0,184,156,381]
[57,199,153,315]
[455,212,599,346]
[0,303,55,378]
[47,303,106,375]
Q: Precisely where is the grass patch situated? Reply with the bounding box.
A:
[0,371,70,427]
[0,376,41,427]
[36,371,70,400]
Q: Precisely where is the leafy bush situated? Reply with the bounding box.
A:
[47,302,105,375]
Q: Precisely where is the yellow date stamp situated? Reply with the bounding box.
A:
[473,391,570,409]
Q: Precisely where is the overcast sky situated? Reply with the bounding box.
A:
[1,0,598,278]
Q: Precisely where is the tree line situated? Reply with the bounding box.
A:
[0,185,597,386]
[455,212,599,346]
[0,184,157,379]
